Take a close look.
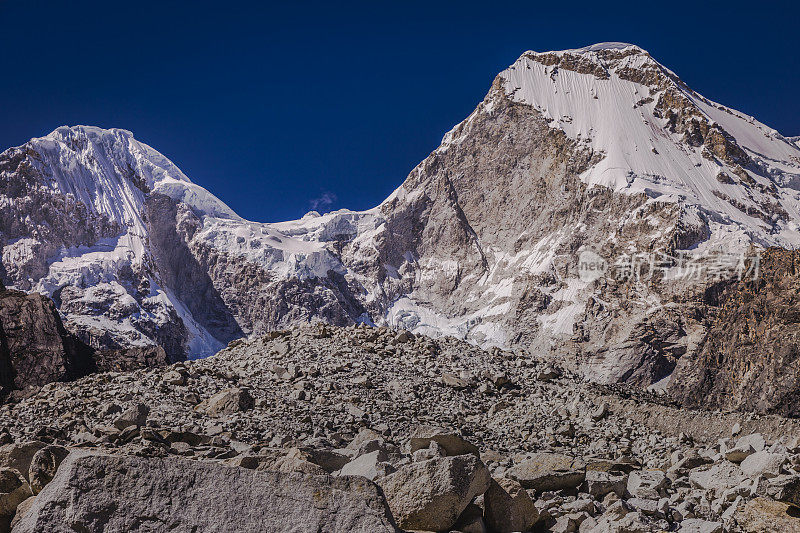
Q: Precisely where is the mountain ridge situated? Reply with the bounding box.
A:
[2,43,800,412]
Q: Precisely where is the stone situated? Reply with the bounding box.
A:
[591,402,609,421]
[734,497,800,533]
[409,426,479,457]
[380,454,490,531]
[28,445,69,495]
[162,369,186,386]
[347,429,385,452]
[9,495,35,530]
[112,403,149,430]
[585,468,627,499]
[452,503,486,533]
[760,475,800,507]
[483,477,539,532]
[741,451,786,479]
[726,434,767,463]
[196,388,254,416]
[689,462,745,494]
[0,442,46,482]
[297,448,350,474]
[412,441,445,463]
[0,289,96,395]
[270,454,328,476]
[536,367,561,381]
[506,453,586,492]
[339,451,393,481]
[551,512,584,533]
[13,452,399,533]
[627,497,659,515]
[0,467,31,524]
[441,372,469,389]
[678,518,723,532]
[626,469,667,499]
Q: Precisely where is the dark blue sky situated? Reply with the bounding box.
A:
[1,1,797,221]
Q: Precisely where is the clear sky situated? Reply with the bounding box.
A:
[1,1,797,222]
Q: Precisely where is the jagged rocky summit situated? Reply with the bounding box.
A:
[2,43,800,412]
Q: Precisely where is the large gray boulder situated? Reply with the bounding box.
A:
[689,462,745,494]
[195,388,254,416]
[0,443,46,482]
[506,453,586,492]
[12,452,399,533]
[380,453,490,531]
[409,426,479,457]
[483,477,539,532]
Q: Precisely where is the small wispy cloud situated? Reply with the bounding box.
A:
[309,191,337,212]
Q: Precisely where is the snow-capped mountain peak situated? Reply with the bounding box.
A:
[494,43,800,248]
[2,44,800,389]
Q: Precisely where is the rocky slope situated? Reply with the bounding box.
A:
[2,43,800,411]
[2,324,800,531]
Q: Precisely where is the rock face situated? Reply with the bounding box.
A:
[669,249,800,416]
[0,287,95,399]
[14,452,399,533]
[2,43,800,410]
[0,286,173,399]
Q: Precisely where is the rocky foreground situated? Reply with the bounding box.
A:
[1,324,800,532]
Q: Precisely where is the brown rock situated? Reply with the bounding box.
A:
[735,497,800,533]
[28,445,69,495]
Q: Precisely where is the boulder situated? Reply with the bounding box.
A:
[13,452,399,532]
[452,503,486,533]
[734,497,800,532]
[269,453,328,476]
[0,442,46,481]
[291,448,350,473]
[506,453,585,492]
[626,469,667,499]
[759,475,800,507]
[0,467,31,529]
[689,462,745,494]
[9,496,35,531]
[380,454,490,531]
[0,289,96,396]
[585,468,627,499]
[726,434,767,463]
[409,426,479,457]
[741,451,786,479]
[112,403,149,430]
[196,388,254,416]
[339,451,393,481]
[483,477,539,532]
[678,518,723,532]
[28,445,69,495]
